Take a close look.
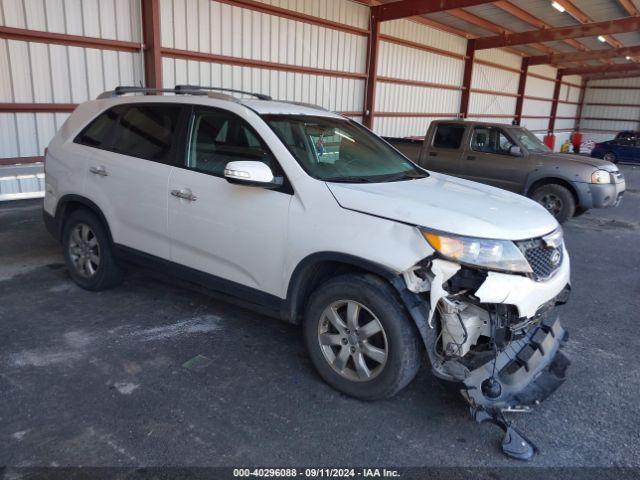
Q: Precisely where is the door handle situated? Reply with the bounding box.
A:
[89,166,108,176]
[429,151,438,157]
[170,189,197,202]
[467,155,476,161]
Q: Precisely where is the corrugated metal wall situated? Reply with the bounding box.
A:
[374,18,465,137]
[160,0,368,121]
[0,0,598,162]
[581,76,640,141]
[0,0,143,159]
[467,48,521,124]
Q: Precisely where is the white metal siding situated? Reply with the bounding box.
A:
[581,77,640,133]
[374,18,465,136]
[0,0,143,160]
[162,57,364,113]
[468,49,520,121]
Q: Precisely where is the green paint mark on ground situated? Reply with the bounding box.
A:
[182,354,212,371]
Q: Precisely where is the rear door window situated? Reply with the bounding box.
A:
[433,124,466,149]
[109,104,183,164]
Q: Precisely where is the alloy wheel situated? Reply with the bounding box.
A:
[317,300,388,382]
[68,223,101,278]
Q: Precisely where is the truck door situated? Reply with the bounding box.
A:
[459,125,530,193]
[419,123,466,175]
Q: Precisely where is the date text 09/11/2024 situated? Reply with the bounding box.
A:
[232,468,401,478]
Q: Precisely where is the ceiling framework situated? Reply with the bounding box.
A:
[529,45,640,66]
[365,0,640,69]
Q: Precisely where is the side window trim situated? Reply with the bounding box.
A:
[180,106,294,195]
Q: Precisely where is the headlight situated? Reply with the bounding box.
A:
[422,230,532,273]
[591,170,612,184]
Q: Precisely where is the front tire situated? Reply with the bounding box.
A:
[303,274,422,400]
[531,183,576,223]
[603,152,617,163]
[62,209,123,291]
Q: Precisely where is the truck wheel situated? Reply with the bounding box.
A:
[531,184,575,223]
[62,209,123,291]
[303,274,422,400]
[603,152,617,163]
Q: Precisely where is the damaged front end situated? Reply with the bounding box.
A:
[398,229,572,460]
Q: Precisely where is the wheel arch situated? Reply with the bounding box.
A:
[526,177,579,206]
[282,252,398,325]
[54,194,114,244]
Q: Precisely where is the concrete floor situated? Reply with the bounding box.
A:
[1,165,640,470]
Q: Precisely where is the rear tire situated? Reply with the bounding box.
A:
[603,152,617,163]
[303,274,422,400]
[531,183,576,224]
[62,209,123,291]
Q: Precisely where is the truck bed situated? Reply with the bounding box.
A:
[384,137,422,161]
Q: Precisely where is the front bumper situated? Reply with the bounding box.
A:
[574,179,626,209]
[461,314,570,410]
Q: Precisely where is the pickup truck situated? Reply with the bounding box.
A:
[385,120,626,223]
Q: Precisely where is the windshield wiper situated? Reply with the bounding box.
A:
[325,176,379,183]
[378,171,429,182]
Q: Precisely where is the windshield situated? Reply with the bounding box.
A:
[510,127,551,154]
[262,115,427,183]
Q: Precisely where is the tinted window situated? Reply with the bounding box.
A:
[187,109,278,176]
[471,127,516,155]
[110,104,182,163]
[75,107,120,148]
[433,124,465,149]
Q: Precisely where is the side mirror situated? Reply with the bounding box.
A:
[224,161,282,188]
[509,145,522,157]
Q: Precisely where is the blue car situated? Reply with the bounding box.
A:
[591,136,640,164]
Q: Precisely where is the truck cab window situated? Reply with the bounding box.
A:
[471,127,515,155]
[433,124,466,149]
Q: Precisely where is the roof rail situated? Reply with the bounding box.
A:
[96,86,208,99]
[175,85,272,100]
[284,101,330,112]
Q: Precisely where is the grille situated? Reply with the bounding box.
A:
[517,237,563,281]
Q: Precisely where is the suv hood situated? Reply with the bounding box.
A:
[536,152,617,171]
[327,172,557,241]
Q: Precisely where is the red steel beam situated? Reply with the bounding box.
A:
[548,71,563,134]
[161,48,367,80]
[529,45,640,65]
[561,64,640,76]
[373,0,495,22]
[460,39,475,119]
[0,103,77,113]
[476,17,640,50]
[575,79,586,131]
[363,12,380,129]
[618,0,640,16]
[447,9,556,55]
[0,156,43,166]
[514,57,529,125]
[0,26,141,52]
[141,0,162,89]
[493,1,592,58]
[584,71,640,81]
[554,0,624,53]
[217,0,369,36]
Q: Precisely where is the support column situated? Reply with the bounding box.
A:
[362,11,380,129]
[574,78,587,132]
[141,0,162,89]
[514,57,529,125]
[548,70,563,134]
[460,39,475,118]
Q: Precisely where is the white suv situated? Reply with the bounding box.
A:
[43,86,571,456]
